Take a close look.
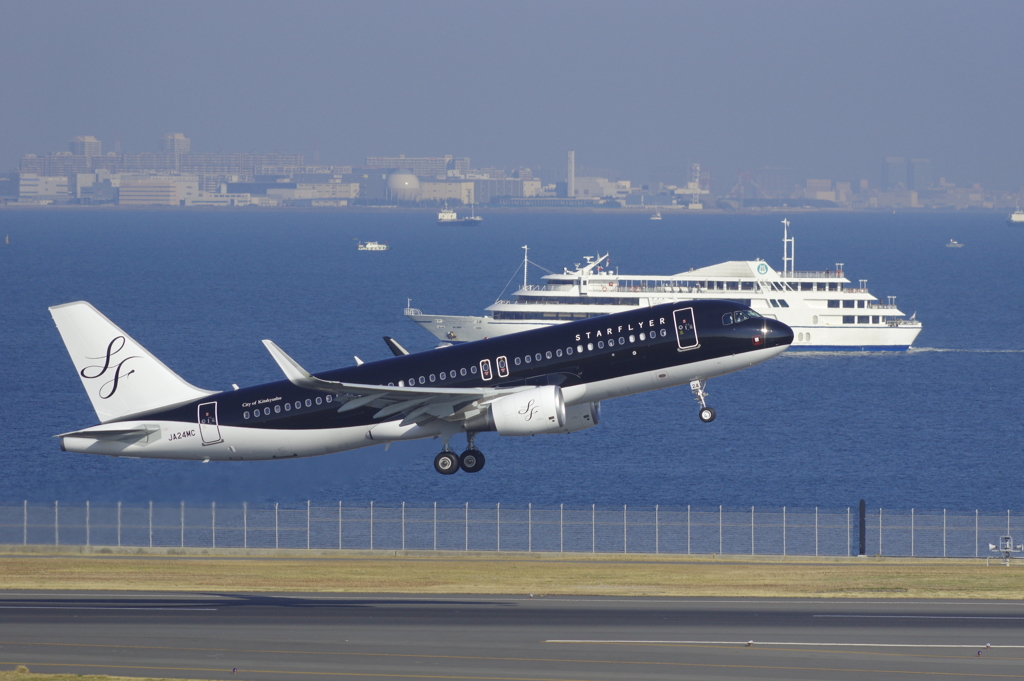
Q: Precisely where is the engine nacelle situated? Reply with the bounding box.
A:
[544,401,601,434]
[466,385,566,436]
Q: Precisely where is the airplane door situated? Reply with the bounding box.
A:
[198,402,223,445]
[673,307,699,350]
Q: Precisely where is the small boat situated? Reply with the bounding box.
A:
[437,203,483,225]
[1007,206,1024,226]
[358,241,389,251]
[650,211,662,220]
[946,239,963,248]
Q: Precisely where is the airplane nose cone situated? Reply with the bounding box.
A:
[765,318,794,348]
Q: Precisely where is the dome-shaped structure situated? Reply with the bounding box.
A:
[386,170,421,201]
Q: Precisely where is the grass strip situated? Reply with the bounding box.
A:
[1,548,1023,598]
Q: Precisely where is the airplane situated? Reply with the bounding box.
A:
[49,299,793,474]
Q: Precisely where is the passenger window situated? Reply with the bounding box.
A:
[525,354,532,363]
[535,353,542,362]
[253,410,259,418]
[409,378,416,386]
[316,397,322,405]
[244,411,250,419]
[514,357,521,365]
[479,359,493,381]
[429,374,436,382]
[304,399,311,407]
[545,351,552,359]
[660,329,667,337]
[326,395,332,403]
[578,345,585,353]
[471,366,477,374]
[284,403,291,411]
[587,343,594,351]
[440,371,446,380]
[629,335,635,343]
[419,376,425,384]
[639,333,645,341]
[566,347,573,355]
[607,339,615,347]
[556,349,563,357]
[461,368,467,376]
[265,407,271,415]
[496,356,509,378]
[274,405,281,413]
[598,341,605,349]
[295,401,301,409]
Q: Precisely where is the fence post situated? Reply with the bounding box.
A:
[560,504,564,553]
[687,505,691,555]
[847,507,851,557]
[1008,509,1011,536]
[274,502,279,550]
[180,501,184,548]
[782,506,786,557]
[433,502,437,551]
[591,504,595,554]
[528,503,532,553]
[622,504,626,554]
[243,502,248,549]
[910,508,914,557]
[370,501,374,551]
[117,501,121,548]
[306,500,310,550]
[496,503,500,552]
[943,509,946,558]
[750,506,754,556]
[815,507,819,557]
[339,501,343,550]
[719,505,723,554]
[54,501,59,546]
[23,501,27,546]
[86,501,90,547]
[465,502,468,552]
[879,508,883,556]
[402,502,406,551]
[212,502,216,549]
[975,510,979,558]
[655,505,659,554]
[149,501,153,548]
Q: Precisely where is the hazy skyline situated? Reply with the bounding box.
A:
[2,1,1022,190]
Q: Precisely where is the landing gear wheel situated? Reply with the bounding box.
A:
[434,450,460,475]
[699,407,716,423]
[460,450,485,473]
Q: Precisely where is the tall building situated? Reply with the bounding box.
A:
[160,133,191,154]
[908,158,932,191]
[567,150,575,198]
[364,155,469,178]
[882,157,907,190]
[70,136,101,157]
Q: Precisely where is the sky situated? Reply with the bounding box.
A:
[1,0,1022,191]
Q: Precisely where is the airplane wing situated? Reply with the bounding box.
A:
[262,340,531,426]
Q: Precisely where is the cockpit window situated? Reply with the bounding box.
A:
[722,313,733,325]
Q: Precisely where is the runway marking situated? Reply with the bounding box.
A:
[0,606,216,611]
[548,639,1024,649]
[6,658,1024,680]
[815,615,1024,620]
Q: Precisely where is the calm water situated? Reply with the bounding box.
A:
[0,208,1021,511]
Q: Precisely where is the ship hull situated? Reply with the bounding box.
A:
[407,313,921,351]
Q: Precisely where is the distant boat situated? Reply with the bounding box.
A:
[358,241,389,251]
[946,239,963,248]
[649,211,662,220]
[1007,206,1024,226]
[437,203,483,225]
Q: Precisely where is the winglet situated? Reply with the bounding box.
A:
[262,340,312,381]
[383,336,410,356]
[262,340,344,393]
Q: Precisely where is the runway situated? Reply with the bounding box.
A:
[1,592,1023,680]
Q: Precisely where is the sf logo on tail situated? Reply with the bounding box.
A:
[80,336,139,399]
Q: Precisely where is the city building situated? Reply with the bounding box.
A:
[882,157,907,190]
[908,158,932,191]
[365,155,469,179]
[118,175,199,206]
[160,133,191,154]
[419,180,475,204]
[70,136,102,157]
[18,174,69,202]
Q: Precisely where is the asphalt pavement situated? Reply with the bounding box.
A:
[1,591,1023,680]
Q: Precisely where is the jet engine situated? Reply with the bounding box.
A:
[545,401,601,434]
[465,385,566,436]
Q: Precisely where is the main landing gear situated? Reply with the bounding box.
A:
[690,379,716,423]
[434,432,485,475]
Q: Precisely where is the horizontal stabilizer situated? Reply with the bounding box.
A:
[56,424,160,444]
[383,336,410,356]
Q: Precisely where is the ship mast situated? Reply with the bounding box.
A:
[523,245,528,289]
[782,218,794,276]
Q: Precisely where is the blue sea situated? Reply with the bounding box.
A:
[0,208,1021,511]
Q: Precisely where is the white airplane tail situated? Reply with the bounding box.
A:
[49,301,215,423]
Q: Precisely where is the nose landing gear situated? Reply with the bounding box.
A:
[690,379,716,423]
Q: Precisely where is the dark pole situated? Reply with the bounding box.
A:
[859,499,867,556]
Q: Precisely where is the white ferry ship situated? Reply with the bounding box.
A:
[437,204,483,225]
[1008,206,1024,226]
[357,241,390,251]
[405,220,922,351]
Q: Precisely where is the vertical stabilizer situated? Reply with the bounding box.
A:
[49,301,215,423]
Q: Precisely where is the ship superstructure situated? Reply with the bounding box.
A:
[405,220,922,351]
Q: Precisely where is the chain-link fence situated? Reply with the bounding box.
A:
[1,502,1020,558]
